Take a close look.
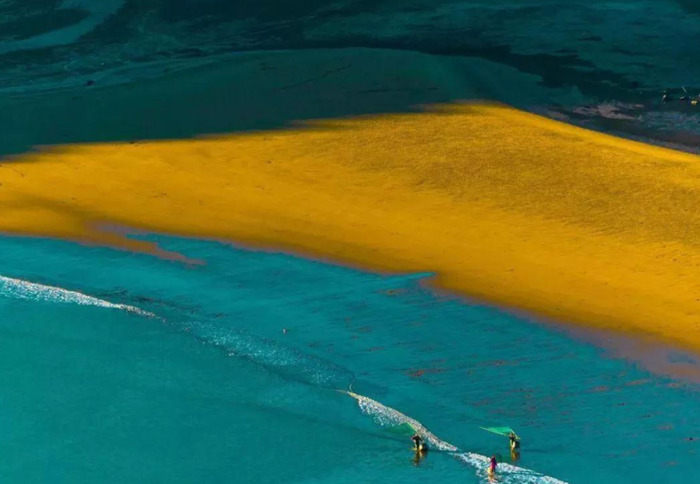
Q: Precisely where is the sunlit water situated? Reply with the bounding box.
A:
[2,233,699,483]
[2,2,700,482]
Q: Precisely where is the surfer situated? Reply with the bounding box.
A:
[411,433,428,453]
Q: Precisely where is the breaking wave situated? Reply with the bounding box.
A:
[344,390,567,484]
[0,275,157,318]
[0,272,563,482]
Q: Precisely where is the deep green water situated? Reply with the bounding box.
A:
[3,0,700,163]
[2,233,699,483]
[2,0,699,95]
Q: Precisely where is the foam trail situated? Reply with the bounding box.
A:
[342,391,567,484]
[0,275,156,318]
[187,320,355,389]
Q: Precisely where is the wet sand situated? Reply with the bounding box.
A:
[1,49,699,354]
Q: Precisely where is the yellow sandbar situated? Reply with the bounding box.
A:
[2,103,699,351]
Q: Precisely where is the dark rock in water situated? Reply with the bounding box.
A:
[85,79,95,87]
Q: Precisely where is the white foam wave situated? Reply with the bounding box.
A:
[0,275,156,318]
[190,320,354,388]
[344,391,567,484]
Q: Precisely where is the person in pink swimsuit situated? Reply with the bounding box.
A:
[488,455,498,476]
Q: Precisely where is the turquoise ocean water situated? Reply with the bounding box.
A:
[2,233,699,483]
[3,2,700,482]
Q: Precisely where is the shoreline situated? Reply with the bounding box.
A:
[3,103,700,355]
[2,48,700,356]
[2,46,697,156]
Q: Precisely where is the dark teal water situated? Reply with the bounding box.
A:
[2,0,699,99]
[3,1,700,161]
[2,233,699,483]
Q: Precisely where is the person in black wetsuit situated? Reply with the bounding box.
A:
[509,432,520,451]
[412,433,428,452]
[411,433,428,466]
[509,432,521,462]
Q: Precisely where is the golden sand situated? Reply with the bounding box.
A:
[1,103,699,350]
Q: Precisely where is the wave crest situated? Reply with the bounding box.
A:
[0,275,156,318]
[344,390,567,484]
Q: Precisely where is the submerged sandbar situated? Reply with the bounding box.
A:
[1,99,699,352]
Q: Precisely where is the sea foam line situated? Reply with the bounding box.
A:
[0,275,157,318]
[343,390,567,484]
[187,320,355,389]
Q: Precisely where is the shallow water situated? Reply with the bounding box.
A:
[2,2,699,482]
[2,233,699,483]
[1,0,698,96]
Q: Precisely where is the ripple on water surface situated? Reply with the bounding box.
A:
[1,234,699,483]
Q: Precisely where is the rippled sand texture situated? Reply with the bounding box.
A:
[1,103,700,351]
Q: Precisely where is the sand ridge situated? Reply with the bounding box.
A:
[1,102,699,352]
